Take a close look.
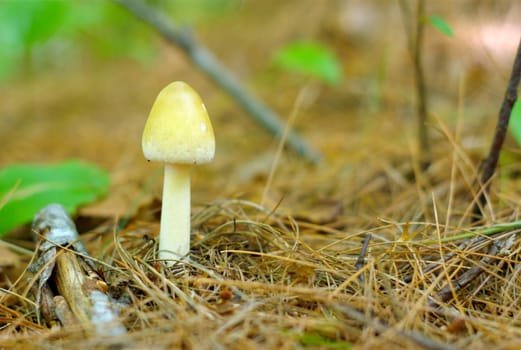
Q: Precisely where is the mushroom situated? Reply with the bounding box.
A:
[142,81,215,263]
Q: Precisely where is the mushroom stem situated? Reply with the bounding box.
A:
[159,163,191,262]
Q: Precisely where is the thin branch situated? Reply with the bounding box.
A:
[472,36,521,221]
[403,234,486,283]
[355,233,371,284]
[414,0,430,164]
[398,0,430,165]
[113,0,321,163]
[428,233,515,307]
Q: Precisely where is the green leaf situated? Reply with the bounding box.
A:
[428,16,454,37]
[0,160,110,234]
[0,0,70,47]
[273,41,343,85]
[0,1,157,82]
[295,332,352,349]
[509,99,521,146]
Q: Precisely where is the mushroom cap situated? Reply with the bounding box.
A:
[142,81,215,164]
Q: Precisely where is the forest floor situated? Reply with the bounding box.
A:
[1,1,521,349]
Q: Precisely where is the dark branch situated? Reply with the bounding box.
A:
[428,233,514,307]
[355,233,371,284]
[472,36,521,221]
[414,0,430,164]
[398,0,430,165]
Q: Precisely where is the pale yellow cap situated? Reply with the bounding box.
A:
[142,81,215,164]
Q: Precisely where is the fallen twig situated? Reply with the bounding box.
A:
[332,303,456,350]
[404,234,487,283]
[113,0,321,163]
[30,204,127,337]
[428,233,516,307]
[472,36,521,220]
[355,233,371,284]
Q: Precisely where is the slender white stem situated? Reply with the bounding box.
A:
[159,163,191,263]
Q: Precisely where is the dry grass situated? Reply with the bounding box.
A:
[2,133,521,350]
[0,1,520,349]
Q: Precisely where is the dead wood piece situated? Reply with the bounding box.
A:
[31,204,127,337]
[54,251,89,325]
[53,295,77,328]
[39,284,57,326]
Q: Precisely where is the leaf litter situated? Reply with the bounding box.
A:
[3,143,521,349]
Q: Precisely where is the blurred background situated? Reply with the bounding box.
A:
[0,0,519,220]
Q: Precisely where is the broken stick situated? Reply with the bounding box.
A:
[31,204,126,337]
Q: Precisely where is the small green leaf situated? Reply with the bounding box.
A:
[295,332,352,349]
[509,99,521,146]
[428,16,454,37]
[273,41,342,85]
[0,160,110,234]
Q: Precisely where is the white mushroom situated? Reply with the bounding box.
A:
[142,81,215,263]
